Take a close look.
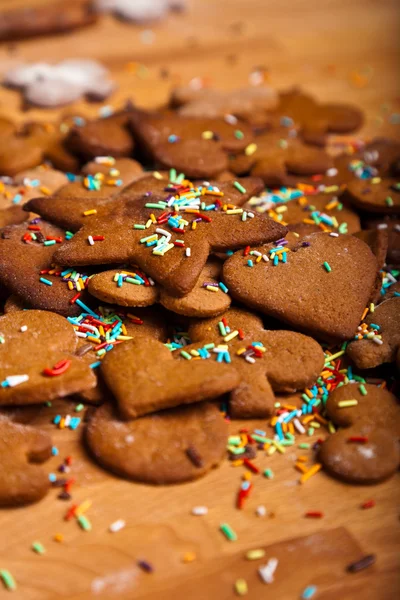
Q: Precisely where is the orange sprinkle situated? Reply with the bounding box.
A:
[295,463,308,474]
[300,463,322,484]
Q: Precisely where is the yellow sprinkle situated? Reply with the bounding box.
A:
[245,549,266,560]
[201,130,214,140]
[338,399,358,408]
[75,499,92,516]
[152,171,163,180]
[40,186,52,195]
[267,445,276,456]
[192,221,197,230]
[145,219,152,228]
[369,302,375,313]
[236,348,246,355]
[150,213,156,223]
[235,578,248,596]
[231,459,244,467]
[275,205,288,213]
[190,349,200,357]
[83,209,97,216]
[67,281,74,290]
[226,209,243,215]
[245,143,257,156]
[206,285,219,292]
[328,422,336,434]
[273,440,285,454]
[116,335,133,341]
[300,463,322,484]
[371,177,381,184]
[224,330,239,342]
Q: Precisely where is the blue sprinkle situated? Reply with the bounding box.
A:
[226,250,234,256]
[51,446,59,456]
[247,259,254,267]
[90,361,101,369]
[219,282,229,293]
[53,415,61,425]
[302,585,317,599]
[49,473,57,483]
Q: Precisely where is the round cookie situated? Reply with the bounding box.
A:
[319,383,400,484]
[343,177,400,214]
[0,417,52,507]
[86,402,228,484]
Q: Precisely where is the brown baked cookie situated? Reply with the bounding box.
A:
[223,232,378,341]
[0,165,68,228]
[174,307,324,418]
[65,109,134,161]
[363,215,400,265]
[0,417,52,507]
[319,383,400,484]
[129,108,254,179]
[0,0,96,41]
[0,120,79,176]
[229,130,334,187]
[170,85,278,122]
[25,172,263,232]
[51,179,286,296]
[0,220,93,317]
[353,229,388,303]
[335,137,400,179]
[347,297,400,369]
[86,401,228,484]
[88,258,231,317]
[100,336,239,419]
[343,177,400,214]
[247,193,361,236]
[3,295,26,313]
[0,309,96,406]
[275,89,363,146]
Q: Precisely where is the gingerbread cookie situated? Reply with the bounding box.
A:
[86,401,227,484]
[275,89,363,146]
[319,383,400,484]
[4,59,115,108]
[0,0,96,41]
[170,85,278,121]
[363,216,400,265]
[88,258,231,317]
[51,178,285,296]
[347,297,400,369]
[0,220,93,317]
[129,108,254,178]
[223,232,378,341]
[343,177,400,214]
[65,109,134,161]
[0,310,96,406]
[229,130,334,187]
[25,173,262,232]
[0,417,52,507]
[174,307,324,418]
[100,336,239,419]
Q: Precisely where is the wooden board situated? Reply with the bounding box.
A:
[0,1,399,598]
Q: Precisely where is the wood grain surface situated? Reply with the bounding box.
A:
[0,1,399,599]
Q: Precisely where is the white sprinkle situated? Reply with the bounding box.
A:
[252,251,262,256]
[329,232,339,237]
[224,114,237,125]
[185,247,191,257]
[256,505,267,517]
[6,374,29,387]
[64,415,71,427]
[247,212,255,218]
[156,228,171,241]
[394,224,400,232]
[372,337,383,345]
[258,558,278,584]
[109,519,126,533]
[294,418,306,434]
[75,331,88,338]
[191,506,208,516]
[377,223,388,230]
[88,235,94,246]
[245,356,256,364]
[20,325,28,332]
[262,254,270,262]
[326,167,338,177]
[148,277,155,286]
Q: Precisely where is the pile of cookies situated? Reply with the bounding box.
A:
[0,85,399,509]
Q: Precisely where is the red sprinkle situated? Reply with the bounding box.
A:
[42,359,71,377]
[348,436,369,443]
[69,292,81,304]
[243,245,250,256]
[64,504,78,521]
[305,511,324,518]
[361,499,375,510]
[92,235,105,241]
[243,458,259,474]
[238,328,245,340]
[27,225,41,231]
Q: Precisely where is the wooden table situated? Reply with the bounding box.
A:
[0,1,399,598]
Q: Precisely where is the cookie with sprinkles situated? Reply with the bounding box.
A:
[0,310,96,406]
[0,220,94,317]
[347,297,400,369]
[343,177,400,214]
[274,89,363,146]
[229,130,334,187]
[51,178,286,296]
[173,307,324,418]
[319,383,400,484]
[88,258,231,317]
[86,402,228,484]
[223,232,378,341]
[0,416,52,506]
[65,108,134,161]
[100,336,239,419]
[129,108,254,178]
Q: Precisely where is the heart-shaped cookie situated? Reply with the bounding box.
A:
[223,232,378,340]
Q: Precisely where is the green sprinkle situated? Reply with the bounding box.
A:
[307,427,315,436]
[144,202,167,209]
[323,261,332,273]
[228,435,242,445]
[220,522,237,541]
[180,350,192,360]
[169,168,177,183]
[32,541,46,554]
[385,196,393,206]
[338,222,348,234]
[203,343,215,350]
[39,277,53,286]
[77,515,92,531]
[359,384,368,395]
[228,445,246,455]
[0,570,16,591]
[43,240,56,246]
[75,403,84,412]
[252,434,273,444]
[234,129,244,139]
[218,321,227,336]
[134,224,146,230]
[233,181,246,194]
[263,468,274,479]
[298,443,311,449]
